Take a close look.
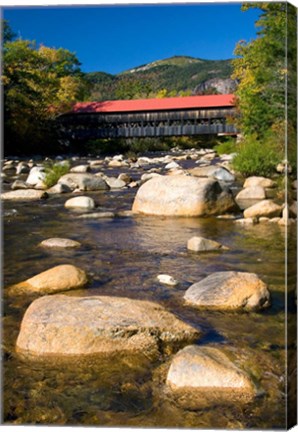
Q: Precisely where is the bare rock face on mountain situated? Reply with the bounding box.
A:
[194,78,237,95]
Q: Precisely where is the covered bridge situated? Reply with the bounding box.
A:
[58,94,237,140]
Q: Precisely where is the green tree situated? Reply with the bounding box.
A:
[2,30,89,154]
[233,3,287,137]
[232,3,297,173]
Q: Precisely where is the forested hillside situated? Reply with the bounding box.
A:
[86,56,236,101]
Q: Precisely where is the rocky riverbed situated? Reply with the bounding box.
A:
[2,147,297,427]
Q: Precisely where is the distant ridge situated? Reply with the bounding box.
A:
[86,55,236,101]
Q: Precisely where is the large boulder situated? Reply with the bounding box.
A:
[132,175,236,217]
[58,173,109,191]
[189,166,235,182]
[15,295,200,358]
[184,271,270,311]
[1,189,48,201]
[8,264,88,296]
[166,345,255,407]
[243,200,282,219]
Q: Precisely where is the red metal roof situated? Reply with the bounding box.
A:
[71,94,235,114]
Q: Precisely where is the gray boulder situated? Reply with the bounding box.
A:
[189,166,235,182]
[58,173,109,191]
[132,175,236,217]
[15,295,200,358]
[184,271,270,311]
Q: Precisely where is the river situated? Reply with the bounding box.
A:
[2,154,296,428]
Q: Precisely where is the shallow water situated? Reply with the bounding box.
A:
[2,159,296,428]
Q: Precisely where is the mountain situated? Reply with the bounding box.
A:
[86,55,236,101]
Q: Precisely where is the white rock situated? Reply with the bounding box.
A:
[26,166,46,186]
[104,177,126,189]
[165,161,181,170]
[64,196,95,209]
[157,274,178,286]
[70,165,90,173]
[39,238,81,248]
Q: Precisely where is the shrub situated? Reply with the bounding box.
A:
[214,138,237,155]
[232,134,282,177]
[43,160,70,188]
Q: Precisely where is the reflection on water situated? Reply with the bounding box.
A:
[2,175,296,428]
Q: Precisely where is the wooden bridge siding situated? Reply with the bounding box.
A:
[59,107,237,139]
[64,124,237,139]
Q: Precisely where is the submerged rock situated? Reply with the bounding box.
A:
[132,175,236,217]
[166,345,255,407]
[184,271,270,311]
[1,189,48,201]
[15,295,201,358]
[39,238,81,248]
[187,236,228,252]
[8,264,88,296]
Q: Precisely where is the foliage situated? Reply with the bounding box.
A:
[231,134,282,177]
[2,21,90,154]
[43,160,70,188]
[232,3,296,144]
[214,138,238,155]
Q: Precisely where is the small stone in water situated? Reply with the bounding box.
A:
[39,238,81,248]
[157,274,178,286]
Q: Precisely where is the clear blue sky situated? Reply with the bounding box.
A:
[3,3,261,74]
